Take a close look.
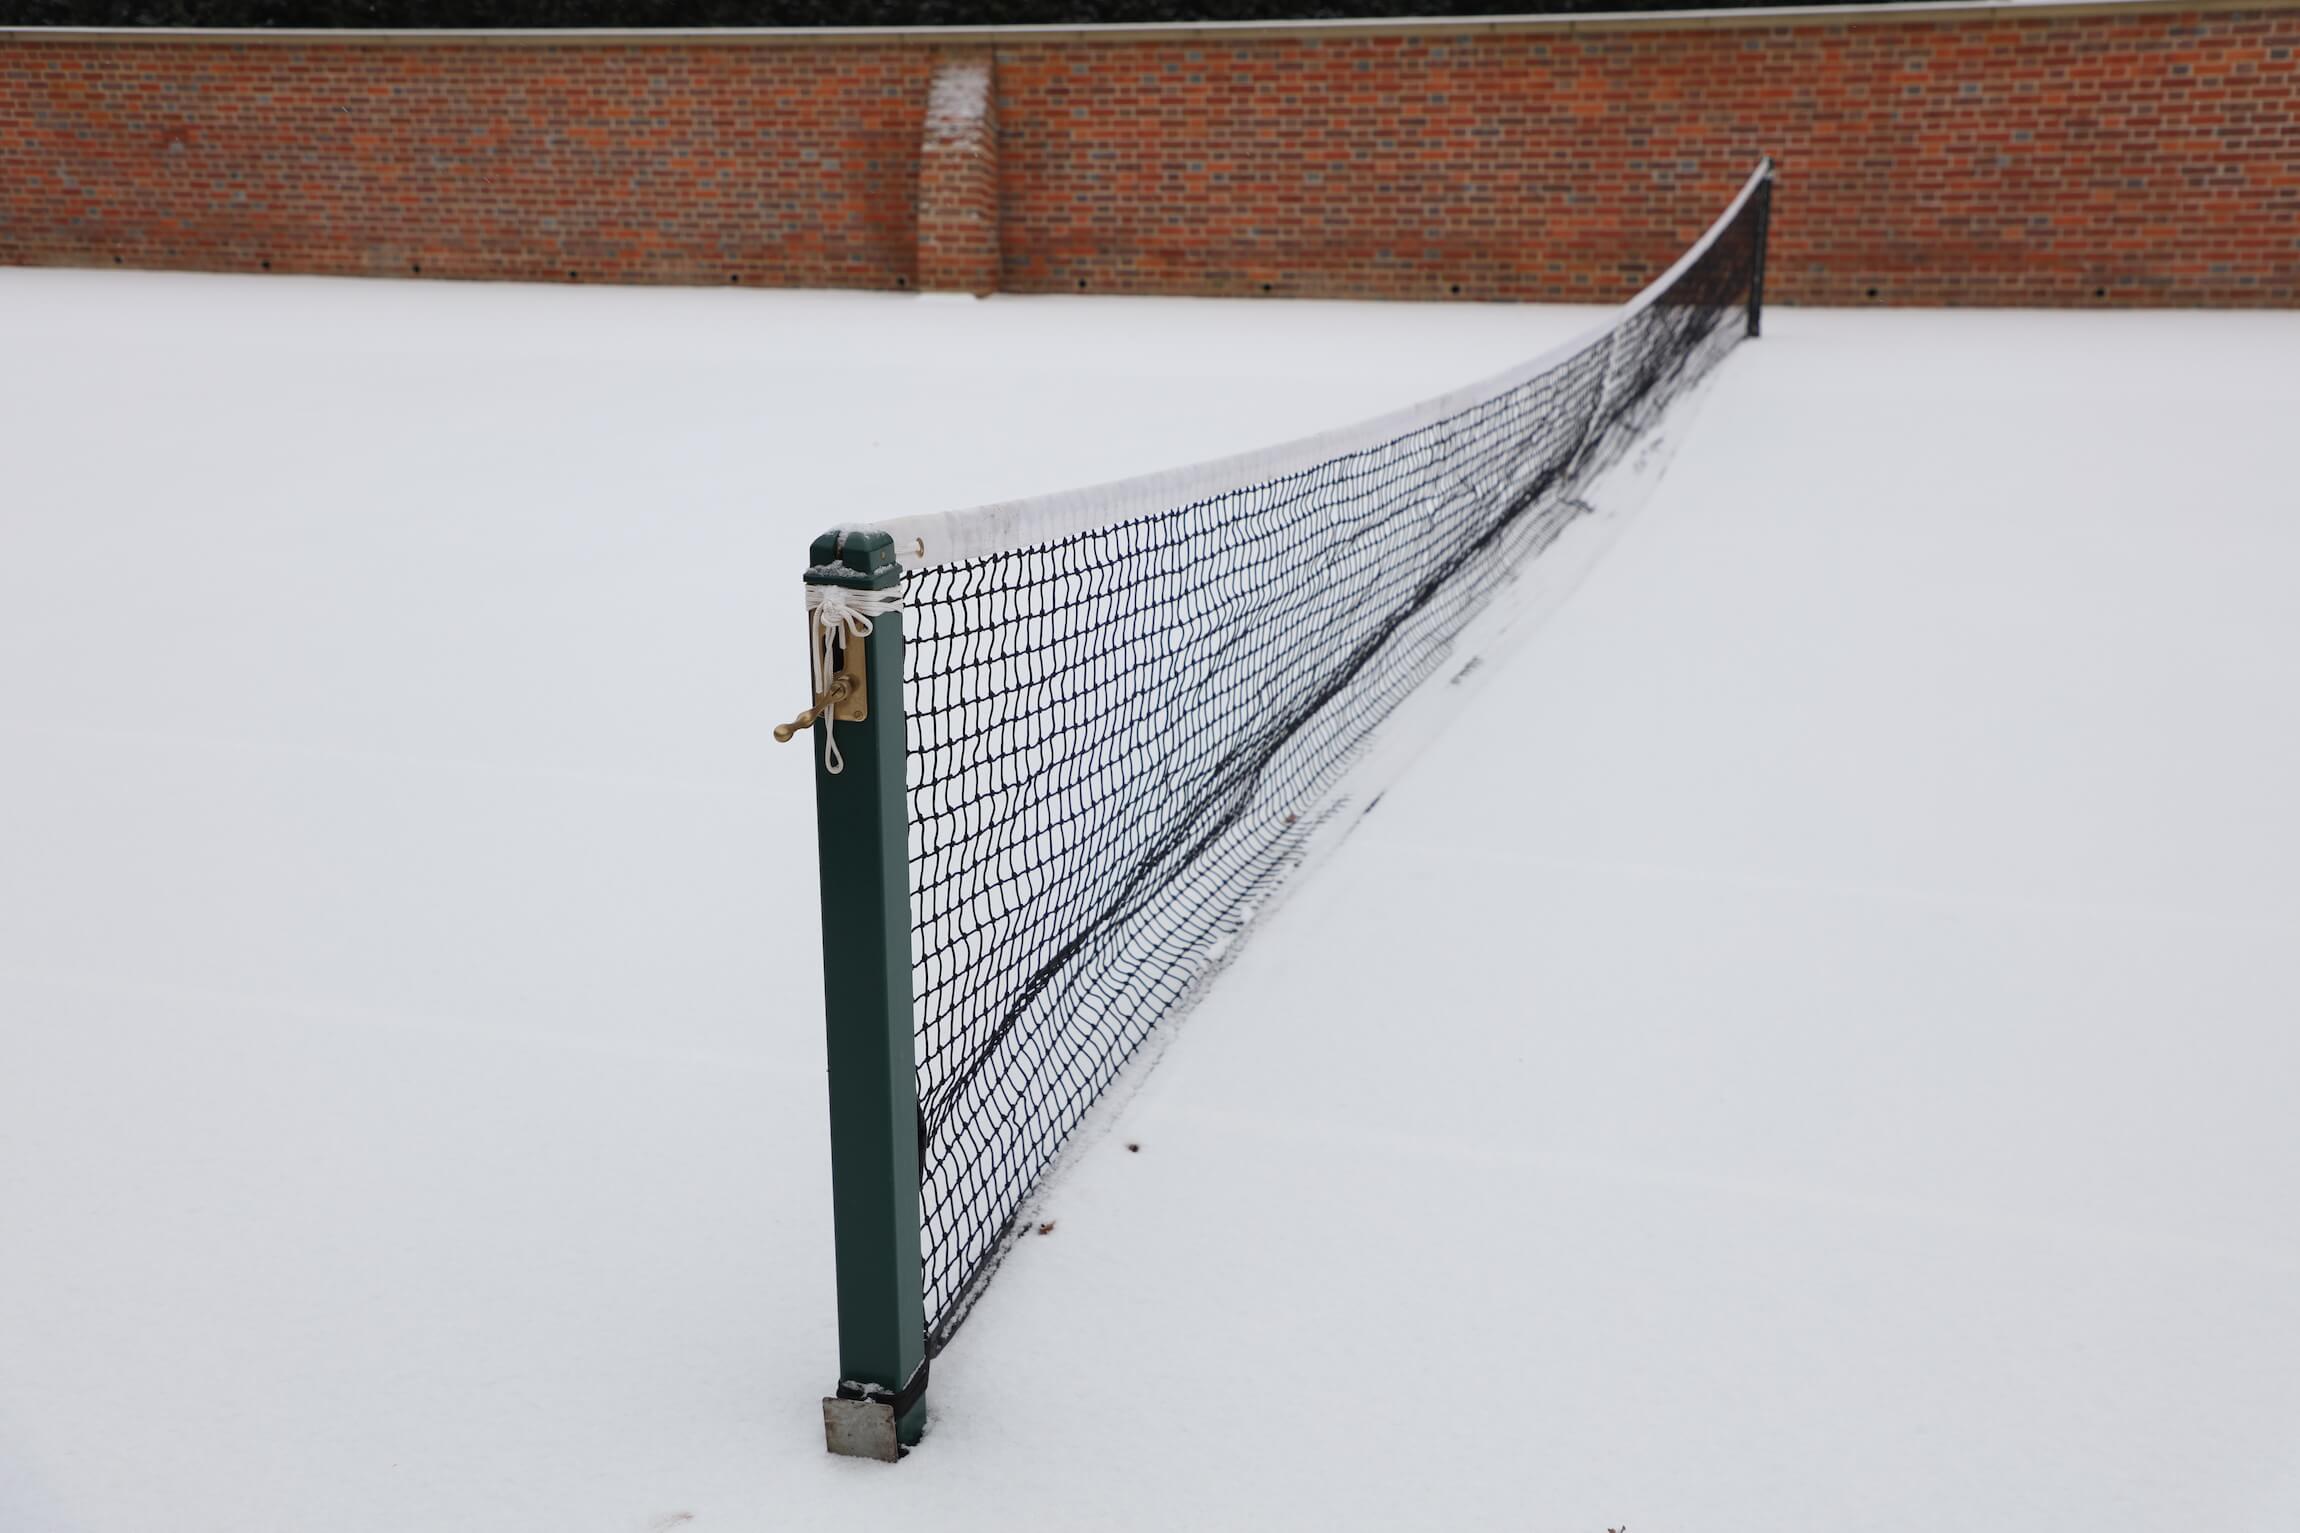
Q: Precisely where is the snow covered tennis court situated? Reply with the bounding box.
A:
[2,269,2295,1530]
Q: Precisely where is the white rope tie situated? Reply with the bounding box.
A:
[805,581,902,775]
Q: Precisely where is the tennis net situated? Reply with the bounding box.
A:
[812,160,1773,1364]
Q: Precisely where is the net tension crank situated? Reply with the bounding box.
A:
[772,663,864,743]
[773,609,873,770]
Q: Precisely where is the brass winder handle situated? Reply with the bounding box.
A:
[774,673,857,743]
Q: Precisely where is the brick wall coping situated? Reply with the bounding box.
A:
[6,0,2295,48]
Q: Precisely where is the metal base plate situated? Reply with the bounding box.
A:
[822,1396,901,1462]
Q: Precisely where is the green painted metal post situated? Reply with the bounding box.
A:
[1748,163,1774,339]
[802,528,927,1460]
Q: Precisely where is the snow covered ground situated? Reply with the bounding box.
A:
[2,269,2295,1532]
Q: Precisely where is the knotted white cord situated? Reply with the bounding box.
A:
[805,581,903,774]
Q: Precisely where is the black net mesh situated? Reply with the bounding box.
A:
[901,169,1771,1342]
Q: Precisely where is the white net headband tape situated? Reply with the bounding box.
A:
[873,159,1774,569]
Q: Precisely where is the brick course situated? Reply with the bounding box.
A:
[2,4,2295,306]
[0,39,929,288]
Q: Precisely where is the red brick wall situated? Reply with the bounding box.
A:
[0,38,929,288]
[2,5,2296,306]
[998,9,2300,305]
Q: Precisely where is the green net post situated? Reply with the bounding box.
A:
[799,528,927,1461]
[1747,161,1774,339]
